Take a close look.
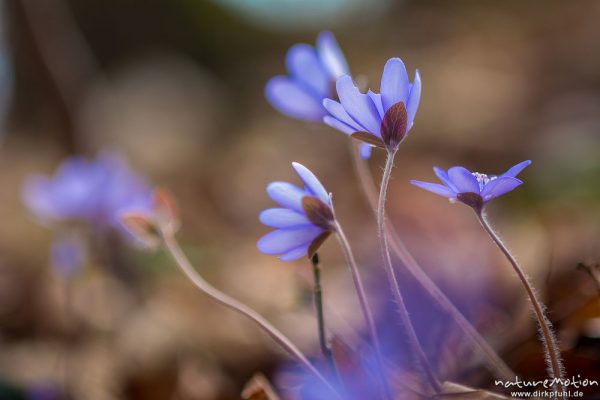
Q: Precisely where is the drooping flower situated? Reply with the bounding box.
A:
[265,31,349,122]
[410,160,532,211]
[323,57,421,158]
[257,162,335,261]
[22,152,152,231]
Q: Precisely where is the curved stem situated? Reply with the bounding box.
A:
[350,142,516,381]
[161,234,341,399]
[476,211,564,390]
[378,150,441,393]
[333,221,393,400]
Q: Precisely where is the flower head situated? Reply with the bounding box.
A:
[265,32,349,122]
[258,162,335,261]
[323,58,421,158]
[22,152,152,231]
[410,160,532,211]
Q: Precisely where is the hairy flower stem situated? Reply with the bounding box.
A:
[378,150,441,393]
[476,211,564,391]
[333,221,393,400]
[350,143,516,381]
[160,234,341,399]
[310,254,338,379]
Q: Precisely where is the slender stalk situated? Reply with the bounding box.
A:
[160,234,341,399]
[350,142,516,381]
[333,220,393,400]
[378,150,441,393]
[310,253,338,377]
[476,211,564,390]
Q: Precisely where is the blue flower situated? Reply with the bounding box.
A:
[410,160,532,210]
[323,58,421,158]
[22,152,152,231]
[258,162,335,262]
[265,32,349,122]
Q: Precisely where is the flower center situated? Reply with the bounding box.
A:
[472,172,497,189]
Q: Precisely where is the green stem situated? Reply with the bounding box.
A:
[160,234,341,399]
[378,150,441,393]
[350,142,516,381]
[310,254,338,378]
[476,211,564,391]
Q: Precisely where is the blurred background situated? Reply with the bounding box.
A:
[0,0,599,399]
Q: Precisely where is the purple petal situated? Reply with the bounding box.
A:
[22,176,58,221]
[410,180,456,198]
[433,167,457,191]
[280,243,311,261]
[367,90,384,119]
[286,44,329,97]
[265,76,324,121]
[406,69,421,129]
[380,58,410,112]
[316,31,349,80]
[323,98,363,132]
[323,115,355,135]
[448,167,480,194]
[266,182,306,213]
[259,208,312,228]
[257,226,324,255]
[336,75,382,135]
[359,143,373,159]
[292,162,329,204]
[481,177,523,201]
[501,160,532,178]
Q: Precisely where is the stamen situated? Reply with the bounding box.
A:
[472,172,497,188]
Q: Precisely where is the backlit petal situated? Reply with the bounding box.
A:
[266,182,306,212]
[286,44,329,97]
[410,180,456,198]
[257,226,324,255]
[259,208,312,228]
[380,58,410,111]
[265,76,324,121]
[482,177,523,201]
[316,31,349,80]
[336,75,382,136]
[292,162,330,204]
[448,167,480,194]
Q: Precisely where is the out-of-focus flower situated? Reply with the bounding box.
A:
[257,162,334,261]
[410,160,531,210]
[266,32,348,122]
[26,382,61,400]
[51,235,85,278]
[22,152,152,231]
[323,58,421,158]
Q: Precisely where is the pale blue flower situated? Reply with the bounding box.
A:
[258,162,334,261]
[323,58,421,157]
[410,160,532,210]
[265,32,349,121]
[22,152,152,230]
